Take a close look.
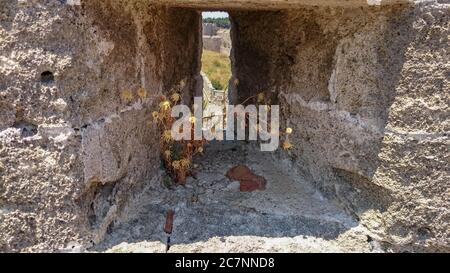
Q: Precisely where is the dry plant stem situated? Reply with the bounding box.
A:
[153,90,291,185]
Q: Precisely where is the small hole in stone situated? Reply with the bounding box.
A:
[417,227,432,240]
[106,222,114,234]
[40,71,55,84]
[13,121,38,138]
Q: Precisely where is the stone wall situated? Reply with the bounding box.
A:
[0,0,201,252]
[203,24,232,55]
[203,22,219,36]
[230,2,449,251]
[157,0,415,9]
[0,0,448,252]
[203,36,222,52]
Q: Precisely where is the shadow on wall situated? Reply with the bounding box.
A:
[229,6,417,231]
[91,6,422,251]
[3,0,440,252]
[328,6,416,217]
[93,141,361,251]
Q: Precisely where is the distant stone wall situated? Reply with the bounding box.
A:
[203,35,222,52]
[202,24,231,55]
[203,22,219,36]
[217,29,232,55]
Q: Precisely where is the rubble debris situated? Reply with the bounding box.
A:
[226,165,267,192]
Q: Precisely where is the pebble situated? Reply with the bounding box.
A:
[226,181,241,191]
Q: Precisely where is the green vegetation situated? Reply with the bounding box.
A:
[211,79,224,90]
[201,50,231,91]
[203,17,231,29]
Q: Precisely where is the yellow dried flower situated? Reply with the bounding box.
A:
[152,111,159,121]
[286,127,293,134]
[137,88,147,99]
[121,90,133,102]
[180,158,190,168]
[171,93,181,103]
[257,92,265,103]
[189,116,196,124]
[164,150,171,160]
[172,160,181,170]
[160,100,171,111]
[282,141,293,150]
[162,130,172,143]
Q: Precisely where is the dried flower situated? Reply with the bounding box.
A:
[163,130,172,143]
[172,160,181,170]
[164,150,171,160]
[257,92,265,103]
[137,88,147,99]
[180,158,190,168]
[152,111,159,121]
[286,127,293,134]
[189,116,196,124]
[160,100,171,111]
[171,93,181,103]
[121,90,133,102]
[282,141,293,150]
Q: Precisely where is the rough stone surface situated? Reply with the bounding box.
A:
[156,0,419,9]
[96,142,376,253]
[203,24,231,55]
[0,0,448,252]
[0,0,200,252]
[231,2,449,251]
[202,22,219,36]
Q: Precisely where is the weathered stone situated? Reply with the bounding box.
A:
[203,23,219,36]
[0,0,448,252]
[0,0,201,252]
[231,3,449,251]
[203,25,231,55]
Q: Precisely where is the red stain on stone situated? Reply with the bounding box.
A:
[164,209,174,234]
[226,165,267,192]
